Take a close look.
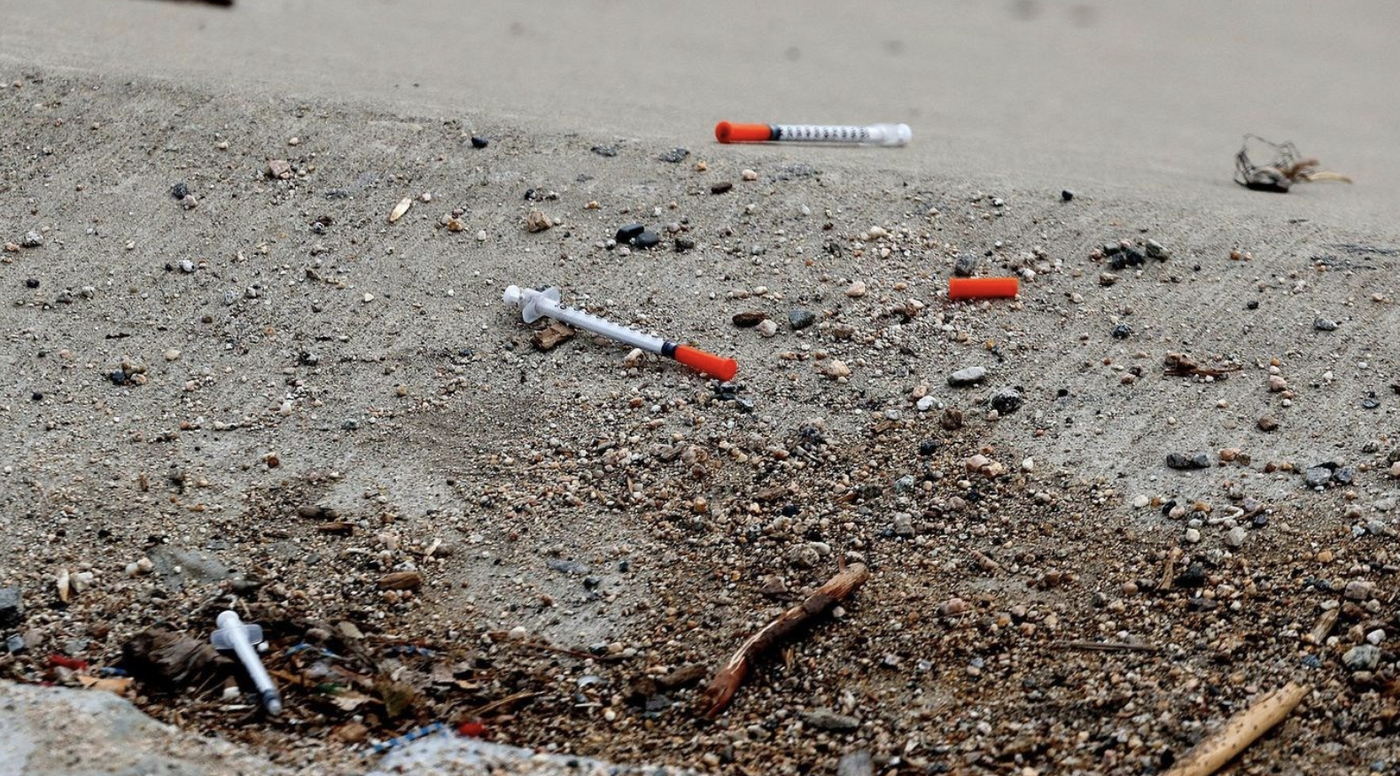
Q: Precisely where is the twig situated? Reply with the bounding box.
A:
[460,690,540,719]
[699,563,870,718]
[1158,549,1180,592]
[1163,682,1310,776]
[1051,640,1159,653]
[970,550,1002,574]
[1306,608,1338,645]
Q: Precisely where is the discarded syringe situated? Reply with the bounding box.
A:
[503,285,738,382]
[211,610,283,716]
[715,121,911,147]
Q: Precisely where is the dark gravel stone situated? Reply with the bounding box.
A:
[989,387,1022,415]
[658,147,690,163]
[5,634,24,654]
[1303,465,1334,488]
[673,238,695,253]
[953,255,977,277]
[1111,323,1132,339]
[1166,452,1211,470]
[590,144,617,157]
[0,587,23,628]
[169,182,189,199]
[918,439,940,456]
[1314,317,1337,331]
[1246,300,1259,310]
[1361,393,1380,410]
[1175,563,1207,588]
[1333,466,1356,485]
[632,230,660,249]
[1061,189,1074,202]
[1109,247,1146,271]
[788,309,817,330]
[25,278,39,289]
[731,312,767,328]
[615,224,645,243]
[470,136,489,149]
[710,182,734,195]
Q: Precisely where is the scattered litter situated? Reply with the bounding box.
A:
[715,121,911,147]
[211,610,283,715]
[699,562,869,717]
[1234,135,1352,193]
[371,721,450,755]
[123,626,231,690]
[948,277,1018,300]
[388,197,412,223]
[504,285,738,381]
[1162,682,1309,776]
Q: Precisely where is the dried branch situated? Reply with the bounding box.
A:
[1163,682,1310,776]
[699,563,870,718]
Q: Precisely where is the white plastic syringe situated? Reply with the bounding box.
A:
[212,610,283,715]
[715,121,911,147]
[503,285,738,382]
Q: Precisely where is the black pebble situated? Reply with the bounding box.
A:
[658,147,690,163]
[1061,189,1074,202]
[470,136,489,149]
[591,145,618,157]
[990,388,1023,415]
[31,392,42,401]
[1246,300,1259,310]
[918,439,940,456]
[674,238,695,253]
[615,224,645,243]
[523,188,537,201]
[1175,563,1207,588]
[633,230,661,249]
[170,182,189,199]
[1165,452,1211,470]
[1111,323,1132,339]
[25,278,39,289]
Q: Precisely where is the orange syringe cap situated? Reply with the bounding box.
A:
[948,277,1019,300]
[715,122,775,144]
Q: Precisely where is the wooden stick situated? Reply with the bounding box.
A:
[699,563,869,718]
[1163,682,1310,776]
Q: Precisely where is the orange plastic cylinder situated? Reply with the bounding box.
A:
[673,345,739,381]
[948,277,1019,300]
[715,122,774,144]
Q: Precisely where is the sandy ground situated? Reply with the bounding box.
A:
[2,2,1400,775]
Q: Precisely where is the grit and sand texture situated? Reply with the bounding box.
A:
[2,1,1400,775]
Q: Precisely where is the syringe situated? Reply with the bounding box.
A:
[211,610,283,716]
[503,285,738,382]
[715,121,911,147]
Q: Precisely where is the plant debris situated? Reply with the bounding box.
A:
[1234,135,1353,193]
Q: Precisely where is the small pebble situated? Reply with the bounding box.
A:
[470,136,489,149]
[845,281,867,298]
[948,367,987,387]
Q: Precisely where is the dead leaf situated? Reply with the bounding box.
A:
[78,675,135,694]
[377,571,424,590]
[329,689,375,711]
[531,321,575,352]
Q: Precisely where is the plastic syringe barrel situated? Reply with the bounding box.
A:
[540,298,666,354]
[215,611,283,715]
[716,121,911,147]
